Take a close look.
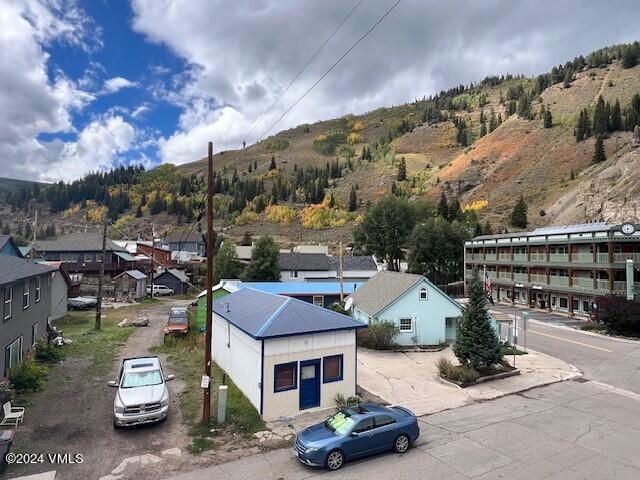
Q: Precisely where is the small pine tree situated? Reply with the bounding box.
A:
[593,136,606,163]
[437,192,449,220]
[611,100,622,131]
[135,205,143,218]
[563,70,573,88]
[473,223,483,237]
[483,221,493,236]
[269,155,276,171]
[480,122,487,137]
[397,157,407,181]
[453,270,503,369]
[543,107,553,128]
[329,193,336,208]
[510,195,528,229]
[348,185,357,212]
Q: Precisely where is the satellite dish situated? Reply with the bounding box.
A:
[344,297,353,311]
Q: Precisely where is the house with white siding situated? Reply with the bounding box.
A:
[212,288,366,420]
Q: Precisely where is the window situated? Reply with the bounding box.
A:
[323,355,343,383]
[71,254,78,262]
[23,280,29,310]
[289,270,298,278]
[35,277,41,303]
[583,300,590,312]
[399,317,413,332]
[6,337,23,375]
[274,362,297,392]
[445,317,456,328]
[31,323,38,346]
[559,297,568,309]
[3,286,11,320]
[419,287,428,300]
[312,295,324,307]
[84,254,93,263]
[352,417,374,433]
[373,414,396,428]
[96,254,104,263]
[572,299,579,311]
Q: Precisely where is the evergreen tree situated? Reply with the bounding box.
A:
[269,155,277,171]
[449,198,461,222]
[135,205,143,218]
[242,235,280,281]
[213,242,241,283]
[563,69,573,88]
[437,192,449,220]
[593,95,608,135]
[510,195,528,229]
[488,111,497,133]
[453,270,502,369]
[593,136,606,163]
[348,185,357,212]
[329,193,336,208]
[2,224,10,235]
[516,94,531,119]
[611,99,622,131]
[397,157,407,181]
[575,111,585,141]
[483,221,493,236]
[473,222,483,237]
[543,106,553,128]
[480,122,487,137]
[240,231,253,246]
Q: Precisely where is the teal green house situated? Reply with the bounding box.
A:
[347,271,464,346]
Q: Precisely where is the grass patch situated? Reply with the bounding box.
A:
[500,344,528,356]
[580,323,608,333]
[152,314,265,454]
[53,310,136,377]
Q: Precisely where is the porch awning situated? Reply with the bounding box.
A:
[114,251,136,262]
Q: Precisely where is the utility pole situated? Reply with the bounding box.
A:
[95,219,107,330]
[150,222,155,299]
[339,241,344,302]
[203,141,215,424]
[31,210,37,260]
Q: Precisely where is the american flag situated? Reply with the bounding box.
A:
[484,270,492,292]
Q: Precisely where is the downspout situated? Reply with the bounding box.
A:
[260,339,264,416]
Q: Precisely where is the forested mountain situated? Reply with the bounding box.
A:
[1,41,640,244]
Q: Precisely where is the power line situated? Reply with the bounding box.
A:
[244,0,363,145]
[254,0,402,143]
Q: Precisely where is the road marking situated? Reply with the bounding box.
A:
[587,380,640,403]
[529,329,613,352]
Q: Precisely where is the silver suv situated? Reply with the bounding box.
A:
[108,356,174,428]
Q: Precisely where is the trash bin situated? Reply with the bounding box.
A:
[0,428,15,473]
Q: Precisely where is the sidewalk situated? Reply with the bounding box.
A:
[357,347,580,417]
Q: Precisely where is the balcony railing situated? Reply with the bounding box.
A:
[487,271,497,279]
[597,253,609,263]
[549,253,569,262]
[498,272,512,279]
[613,252,640,263]
[485,254,497,261]
[513,253,527,261]
[530,253,546,261]
[550,276,570,286]
[613,281,627,292]
[596,279,610,290]
[530,273,547,284]
[570,252,593,263]
[498,253,511,260]
[513,273,528,283]
[472,254,482,260]
[572,277,594,289]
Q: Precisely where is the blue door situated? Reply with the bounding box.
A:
[299,359,321,410]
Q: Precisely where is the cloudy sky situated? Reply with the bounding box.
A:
[2,0,639,182]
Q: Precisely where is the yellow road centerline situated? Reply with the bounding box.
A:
[528,330,613,353]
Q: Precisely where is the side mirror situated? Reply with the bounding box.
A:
[350,431,359,438]
[108,380,118,387]
[165,374,175,381]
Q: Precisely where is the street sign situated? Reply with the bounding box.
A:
[201,375,210,389]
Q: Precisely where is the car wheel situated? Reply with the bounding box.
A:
[325,449,344,470]
[113,419,120,429]
[394,434,410,453]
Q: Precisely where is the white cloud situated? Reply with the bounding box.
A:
[102,76,139,94]
[131,0,640,165]
[131,103,151,118]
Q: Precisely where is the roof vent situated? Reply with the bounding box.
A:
[222,302,230,313]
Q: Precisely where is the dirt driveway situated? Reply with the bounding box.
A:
[7,299,195,480]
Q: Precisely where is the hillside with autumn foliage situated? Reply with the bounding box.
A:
[2,42,640,245]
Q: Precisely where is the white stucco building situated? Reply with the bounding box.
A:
[212,288,366,420]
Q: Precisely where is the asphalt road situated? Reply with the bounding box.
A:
[164,304,640,480]
[488,303,640,394]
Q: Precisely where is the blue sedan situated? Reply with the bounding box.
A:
[293,403,420,470]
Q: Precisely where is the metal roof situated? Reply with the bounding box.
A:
[165,231,204,244]
[328,255,378,271]
[33,232,127,252]
[155,268,189,283]
[214,288,366,339]
[279,252,330,271]
[472,222,620,241]
[0,255,57,286]
[116,269,147,280]
[197,281,363,299]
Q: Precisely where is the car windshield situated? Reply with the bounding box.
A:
[121,370,163,388]
[323,411,356,436]
[169,316,188,324]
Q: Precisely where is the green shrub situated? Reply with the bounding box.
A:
[357,319,399,350]
[437,357,479,384]
[35,340,64,363]
[594,296,640,336]
[436,356,455,377]
[335,393,363,410]
[10,358,48,392]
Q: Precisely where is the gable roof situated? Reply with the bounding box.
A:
[0,255,57,287]
[0,235,23,258]
[33,232,127,253]
[328,255,378,272]
[155,268,189,283]
[214,288,366,339]
[198,280,363,298]
[115,269,147,280]
[165,231,204,244]
[348,271,424,316]
[279,252,330,271]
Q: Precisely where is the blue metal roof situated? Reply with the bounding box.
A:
[214,288,366,339]
[238,282,362,296]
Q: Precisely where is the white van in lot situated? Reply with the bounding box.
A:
[147,285,174,296]
[109,356,175,428]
